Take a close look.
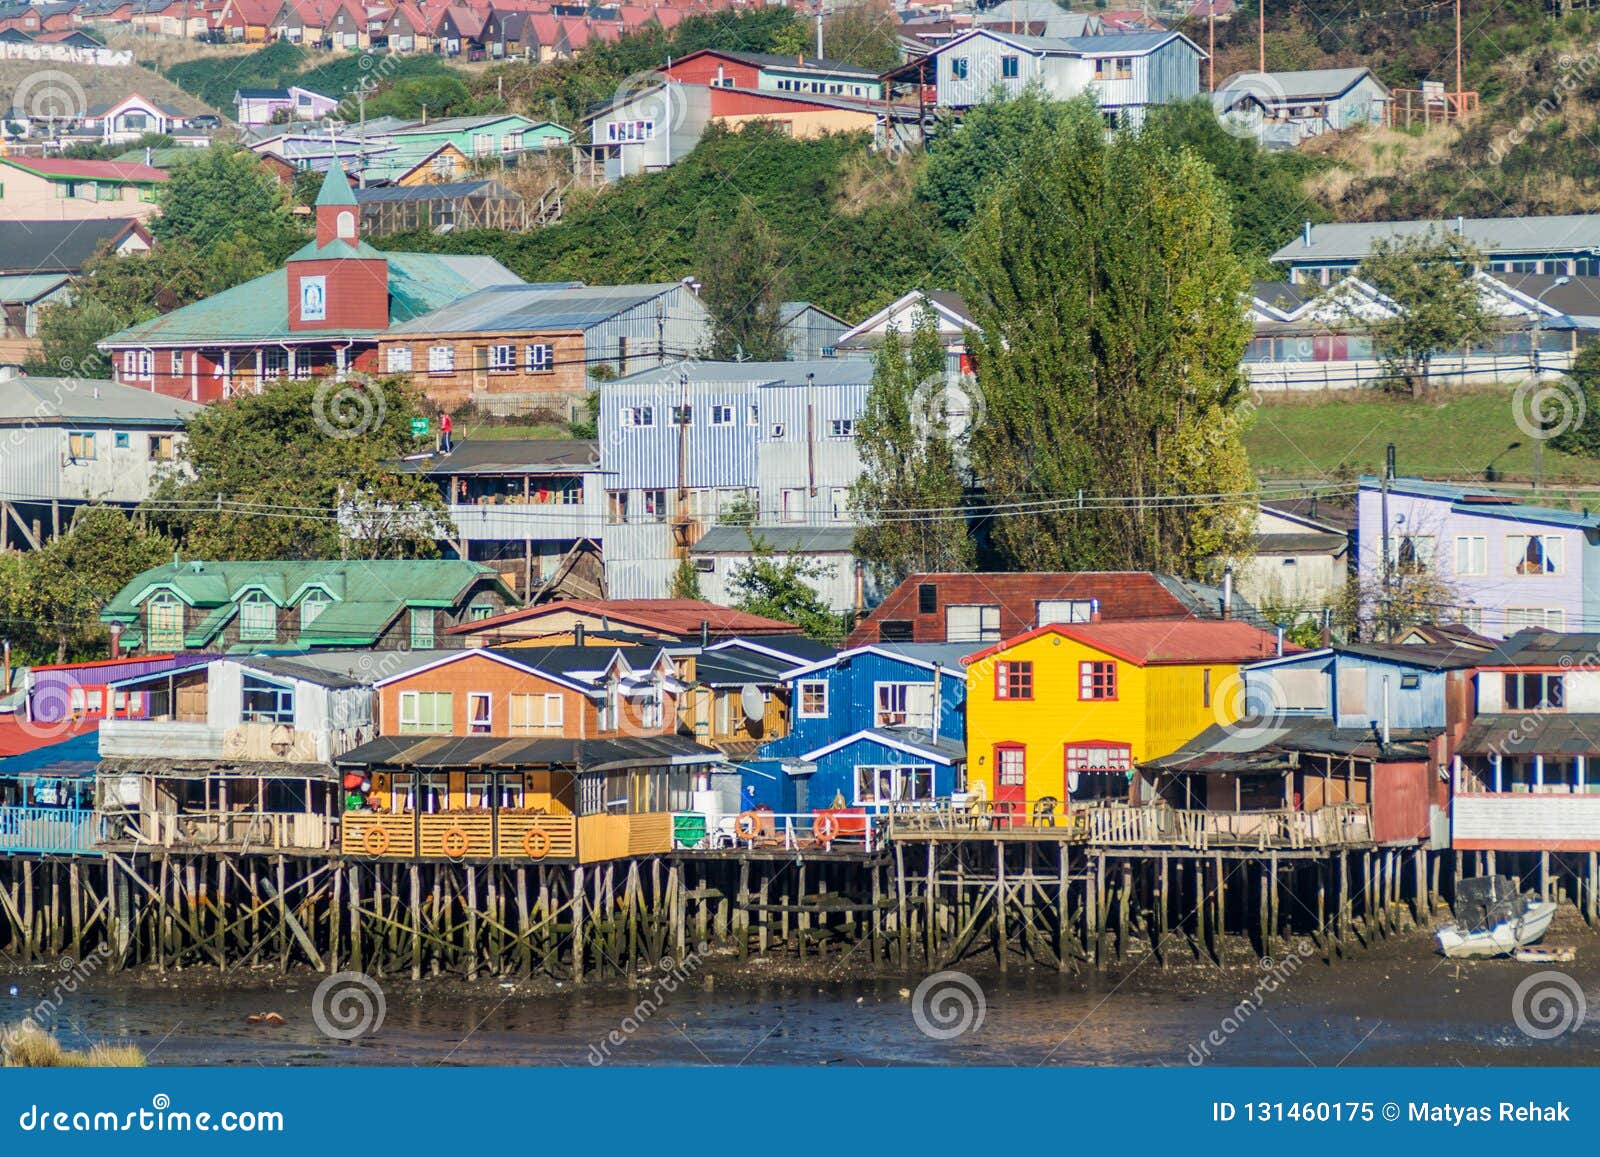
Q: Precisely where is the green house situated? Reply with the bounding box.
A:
[387,114,571,162]
[100,559,518,655]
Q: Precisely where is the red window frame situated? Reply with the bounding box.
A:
[994,742,1026,786]
[1064,742,1132,773]
[1078,660,1117,701]
[994,659,1034,700]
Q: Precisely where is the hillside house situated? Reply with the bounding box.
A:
[0,157,167,221]
[234,86,340,127]
[659,47,885,100]
[1213,67,1389,147]
[445,599,798,648]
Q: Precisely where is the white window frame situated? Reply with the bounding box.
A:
[829,418,855,439]
[1453,535,1487,577]
[710,404,734,426]
[945,604,1000,643]
[467,690,492,733]
[797,680,829,718]
[398,690,453,734]
[1036,599,1093,627]
[854,763,935,806]
[527,343,553,372]
[386,346,413,373]
[428,345,456,374]
[874,681,935,730]
[488,343,516,371]
[1508,534,1564,576]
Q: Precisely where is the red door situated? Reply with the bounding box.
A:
[994,743,1026,826]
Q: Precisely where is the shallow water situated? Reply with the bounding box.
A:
[13,934,1600,1066]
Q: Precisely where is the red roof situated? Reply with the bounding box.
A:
[963,620,1291,667]
[447,598,799,637]
[0,716,98,759]
[4,157,169,183]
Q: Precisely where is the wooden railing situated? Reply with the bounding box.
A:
[112,810,334,852]
[888,801,1373,850]
[0,807,102,856]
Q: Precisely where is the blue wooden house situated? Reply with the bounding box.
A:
[751,642,970,813]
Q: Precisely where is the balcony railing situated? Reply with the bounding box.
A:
[0,807,102,856]
[104,810,334,852]
[339,810,662,863]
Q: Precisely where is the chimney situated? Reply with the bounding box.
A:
[1275,625,1284,657]
[1455,215,1465,236]
[2,640,10,695]
[574,621,585,647]
[931,663,942,744]
[109,622,122,660]
[854,559,866,616]
[1302,219,1312,247]
[1089,597,1101,622]
[700,620,709,647]
[1221,567,1233,620]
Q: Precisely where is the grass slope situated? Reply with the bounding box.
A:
[1246,386,1600,486]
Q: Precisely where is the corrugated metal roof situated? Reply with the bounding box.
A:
[612,358,873,388]
[0,375,200,426]
[691,524,857,554]
[335,733,720,770]
[1220,67,1382,100]
[0,273,70,302]
[392,438,600,475]
[1274,215,1600,265]
[386,282,683,335]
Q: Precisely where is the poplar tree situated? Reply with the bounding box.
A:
[962,100,1256,577]
[850,306,975,587]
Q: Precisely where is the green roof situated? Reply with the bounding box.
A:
[102,559,514,650]
[316,163,358,207]
[97,252,522,347]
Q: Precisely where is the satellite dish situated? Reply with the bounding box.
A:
[740,683,764,723]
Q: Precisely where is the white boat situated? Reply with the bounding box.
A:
[1436,875,1558,958]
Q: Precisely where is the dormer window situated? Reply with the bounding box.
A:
[147,591,183,651]
[300,591,329,629]
[239,591,277,642]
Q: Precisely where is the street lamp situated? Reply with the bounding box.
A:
[1530,274,1571,492]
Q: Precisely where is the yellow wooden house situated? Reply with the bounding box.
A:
[962,620,1287,813]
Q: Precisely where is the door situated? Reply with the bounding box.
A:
[994,743,1025,826]
[472,346,489,391]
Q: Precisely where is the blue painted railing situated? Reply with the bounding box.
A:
[0,807,103,856]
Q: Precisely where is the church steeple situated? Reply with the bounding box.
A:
[314,163,360,249]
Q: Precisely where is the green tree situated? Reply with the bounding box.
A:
[917,90,1069,230]
[152,146,304,261]
[962,99,1257,576]
[821,0,901,71]
[1550,342,1600,457]
[146,376,452,560]
[851,307,974,587]
[1353,230,1493,398]
[669,557,704,600]
[727,544,845,642]
[0,508,174,663]
[696,202,789,360]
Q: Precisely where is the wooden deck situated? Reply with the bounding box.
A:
[338,810,669,863]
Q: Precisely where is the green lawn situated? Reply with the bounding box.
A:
[1245,386,1600,487]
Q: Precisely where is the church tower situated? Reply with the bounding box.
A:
[286,163,389,333]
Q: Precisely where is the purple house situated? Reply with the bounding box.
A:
[233,86,340,128]
[1358,476,1600,638]
[25,654,217,724]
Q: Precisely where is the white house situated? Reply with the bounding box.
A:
[920,28,1204,123]
[584,81,713,183]
[81,94,195,146]
[834,288,977,373]
[1214,67,1390,148]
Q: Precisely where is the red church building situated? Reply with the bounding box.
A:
[99,165,521,403]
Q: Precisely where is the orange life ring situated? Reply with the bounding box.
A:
[813,811,839,842]
[440,827,471,858]
[362,825,390,857]
[522,827,552,859]
[734,811,761,840]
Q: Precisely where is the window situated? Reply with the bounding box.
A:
[147,591,183,651]
[1506,606,1564,632]
[643,489,667,522]
[917,583,938,615]
[1095,56,1134,80]
[994,661,1033,701]
[259,349,286,380]
[1453,535,1487,576]
[398,690,454,733]
[1001,54,1019,78]
[488,344,516,371]
[115,432,130,449]
[409,607,434,649]
[120,350,152,381]
[510,692,565,735]
[670,405,692,427]
[950,56,968,80]
[472,132,493,157]
[1459,607,1484,631]
[781,487,806,523]
[1079,660,1117,701]
[467,691,492,734]
[854,764,934,806]
[748,404,760,426]
[608,491,629,523]
[1504,672,1564,711]
[170,350,183,376]
[1393,533,1435,573]
[68,431,95,460]
[470,603,495,621]
[300,591,329,628]
[798,680,829,718]
[875,682,934,729]
[238,591,276,641]
[829,418,855,439]
[619,405,655,428]
[709,404,734,426]
[148,434,175,461]
[946,604,1000,643]
[386,346,413,373]
[879,620,914,642]
[241,674,294,724]
[769,423,786,439]
[1509,534,1563,575]
[527,343,553,372]
[1065,744,1131,773]
[996,744,1025,787]
[1400,673,1421,690]
[1037,599,1093,626]
[428,345,456,374]
[604,119,654,143]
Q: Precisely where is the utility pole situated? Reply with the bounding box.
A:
[1208,5,1215,90]
[1530,276,1571,492]
[1381,444,1395,642]
[1258,0,1265,73]
[815,3,823,59]
[1455,0,1464,106]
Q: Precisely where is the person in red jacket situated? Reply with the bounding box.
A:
[439,410,453,454]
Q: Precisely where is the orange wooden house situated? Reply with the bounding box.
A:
[336,646,720,863]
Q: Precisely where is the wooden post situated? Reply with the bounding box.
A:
[572,865,585,983]
[995,842,1008,971]
[895,842,909,966]
[1057,843,1070,971]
